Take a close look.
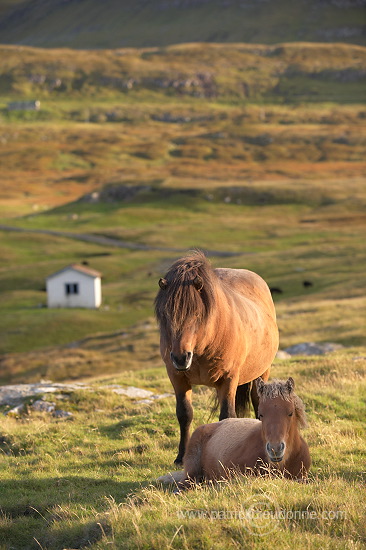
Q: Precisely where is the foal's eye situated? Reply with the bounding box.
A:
[288,412,293,417]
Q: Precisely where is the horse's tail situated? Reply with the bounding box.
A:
[208,391,220,422]
[235,382,252,417]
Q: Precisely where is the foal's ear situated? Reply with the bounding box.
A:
[286,377,295,393]
[256,377,265,395]
[193,275,204,292]
[158,278,168,290]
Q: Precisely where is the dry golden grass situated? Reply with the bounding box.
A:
[1,108,365,217]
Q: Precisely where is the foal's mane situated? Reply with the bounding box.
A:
[260,379,308,429]
[155,250,216,335]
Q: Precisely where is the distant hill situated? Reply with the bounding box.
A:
[0,0,365,49]
[1,42,365,103]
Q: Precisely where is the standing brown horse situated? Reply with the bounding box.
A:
[155,250,279,464]
[165,377,311,488]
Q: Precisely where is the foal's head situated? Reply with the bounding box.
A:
[154,251,215,371]
[256,377,307,463]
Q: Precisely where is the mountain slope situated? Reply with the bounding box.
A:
[0,0,365,49]
[1,42,365,103]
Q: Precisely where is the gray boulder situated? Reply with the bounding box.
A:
[284,342,344,356]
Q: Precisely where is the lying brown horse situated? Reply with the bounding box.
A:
[155,250,279,464]
[160,377,310,488]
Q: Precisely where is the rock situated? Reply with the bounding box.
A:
[53,410,73,419]
[0,382,90,406]
[284,342,344,356]
[152,393,172,400]
[90,192,100,202]
[275,350,292,360]
[106,385,173,405]
[32,400,56,413]
[136,392,173,405]
[0,382,172,409]
[319,342,345,353]
[6,404,25,416]
[136,399,155,405]
[106,385,154,399]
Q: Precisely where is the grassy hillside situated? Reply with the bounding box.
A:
[0,41,365,550]
[0,42,365,368]
[1,43,365,104]
[0,0,366,48]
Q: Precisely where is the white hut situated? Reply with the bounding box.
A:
[46,264,102,309]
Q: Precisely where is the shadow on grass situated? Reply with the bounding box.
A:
[0,476,142,550]
[0,476,140,517]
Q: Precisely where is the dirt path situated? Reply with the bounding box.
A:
[0,224,241,257]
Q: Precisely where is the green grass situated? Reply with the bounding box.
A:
[0,162,365,357]
[0,353,365,549]
[0,168,365,357]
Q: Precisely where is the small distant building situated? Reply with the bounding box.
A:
[7,100,41,111]
[46,264,102,309]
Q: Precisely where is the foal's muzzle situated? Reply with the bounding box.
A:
[266,441,285,463]
[170,351,193,371]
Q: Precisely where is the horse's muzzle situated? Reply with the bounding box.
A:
[170,351,193,371]
[266,441,285,462]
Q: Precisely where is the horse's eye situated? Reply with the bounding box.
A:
[288,412,293,417]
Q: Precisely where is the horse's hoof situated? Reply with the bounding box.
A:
[174,458,183,467]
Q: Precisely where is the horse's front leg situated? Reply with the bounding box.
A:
[216,376,238,420]
[173,382,193,466]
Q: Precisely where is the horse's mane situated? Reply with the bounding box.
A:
[155,250,216,335]
[259,379,308,429]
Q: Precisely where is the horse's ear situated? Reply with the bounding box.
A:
[158,278,168,290]
[286,377,295,393]
[256,377,265,395]
[193,275,204,292]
